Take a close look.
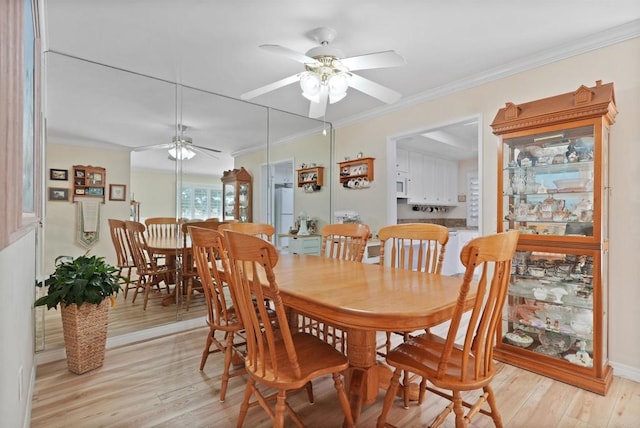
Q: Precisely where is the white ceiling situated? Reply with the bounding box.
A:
[42,1,640,173]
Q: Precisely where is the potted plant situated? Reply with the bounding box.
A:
[35,253,123,374]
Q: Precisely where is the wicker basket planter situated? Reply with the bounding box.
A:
[60,299,110,374]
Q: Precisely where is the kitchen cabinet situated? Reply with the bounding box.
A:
[441,230,479,275]
[396,148,409,172]
[221,167,252,222]
[406,153,458,206]
[288,235,321,255]
[491,80,617,395]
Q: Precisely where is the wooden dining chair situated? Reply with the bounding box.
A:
[180,220,230,310]
[378,223,449,273]
[189,226,246,402]
[108,218,136,299]
[218,222,275,242]
[223,230,355,428]
[144,217,183,237]
[376,230,519,428]
[125,220,172,310]
[320,223,371,262]
[180,222,205,311]
[377,223,450,406]
[296,222,372,353]
[144,217,183,265]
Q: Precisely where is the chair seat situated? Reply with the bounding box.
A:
[247,332,349,390]
[386,332,490,391]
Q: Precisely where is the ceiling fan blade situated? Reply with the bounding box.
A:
[260,44,318,64]
[193,147,219,159]
[132,143,173,152]
[241,73,300,100]
[340,50,406,71]
[348,73,402,104]
[192,144,222,154]
[308,86,329,118]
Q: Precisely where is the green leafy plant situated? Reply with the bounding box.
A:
[35,254,124,310]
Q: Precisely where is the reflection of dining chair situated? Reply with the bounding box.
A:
[320,223,371,262]
[145,217,182,265]
[189,226,246,402]
[144,217,183,237]
[218,222,275,242]
[223,230,354,427]
[125,220,171,310]
[377,223,450,406]
[376,230,519,428]
[180,220,229,310]
[108,219,136,299]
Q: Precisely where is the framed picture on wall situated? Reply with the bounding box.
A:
[109,184,126,201]
[49,168,68,181]
[48,187,69,201]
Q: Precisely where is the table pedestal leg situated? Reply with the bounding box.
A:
[345,330,381,423]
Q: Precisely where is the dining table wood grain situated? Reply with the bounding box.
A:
[257,253,475,423]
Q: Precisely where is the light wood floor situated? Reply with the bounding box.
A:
[31,328,640,427]
[35,282,208,350]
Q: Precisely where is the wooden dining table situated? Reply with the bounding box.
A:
[263,253,475,424]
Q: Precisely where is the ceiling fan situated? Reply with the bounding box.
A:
[132,125,221,160]
[241,27,406,118]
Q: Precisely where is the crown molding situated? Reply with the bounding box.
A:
[334,19,640,130]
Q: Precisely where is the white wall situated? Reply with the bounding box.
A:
[0,231,36,428]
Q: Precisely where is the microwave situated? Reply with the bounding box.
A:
[396,172,408,198]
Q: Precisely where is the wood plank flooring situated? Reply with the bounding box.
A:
[31,328,640,427]
[35,283,208,350]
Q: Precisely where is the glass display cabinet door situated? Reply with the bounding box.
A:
[223,182,236,221]
[238,182,249,222]
[503,249,598,365]
[501,124,597,240]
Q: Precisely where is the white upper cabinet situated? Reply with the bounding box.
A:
[406,152,458,206]
[396,148,409,172]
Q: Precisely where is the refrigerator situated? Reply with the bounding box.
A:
[274,187,294,249]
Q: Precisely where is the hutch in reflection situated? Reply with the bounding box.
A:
[222,167,252,222]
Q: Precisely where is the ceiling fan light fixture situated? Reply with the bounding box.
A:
[168,146,196,160]
[300,72,321,101]
[328,73,349,104]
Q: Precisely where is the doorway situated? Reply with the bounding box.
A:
[260,159,295,249]
[387,115,482,228]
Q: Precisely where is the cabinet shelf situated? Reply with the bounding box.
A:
[297,166,324,191]
[338,157,374,188]
[492,80,616,395]
[72,165,106,203]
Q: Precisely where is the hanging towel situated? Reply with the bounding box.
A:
[81,199,100,232]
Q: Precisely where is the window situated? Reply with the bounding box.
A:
[0,0,41,249]
[180,183,222,220]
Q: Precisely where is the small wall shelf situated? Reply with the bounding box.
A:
[297,166,324,191]
[72,165,106,203]
[338,157,374,188]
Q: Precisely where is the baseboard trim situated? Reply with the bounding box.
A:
[610,360,640,383]
[35,316,206,365]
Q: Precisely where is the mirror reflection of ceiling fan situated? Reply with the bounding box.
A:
[241,27,406,118]
[132,125,221,160]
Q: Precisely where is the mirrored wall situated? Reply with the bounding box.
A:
[37,52,333,352]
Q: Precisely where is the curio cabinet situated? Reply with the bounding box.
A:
[491,81,617,395]
[221,167,252,223]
